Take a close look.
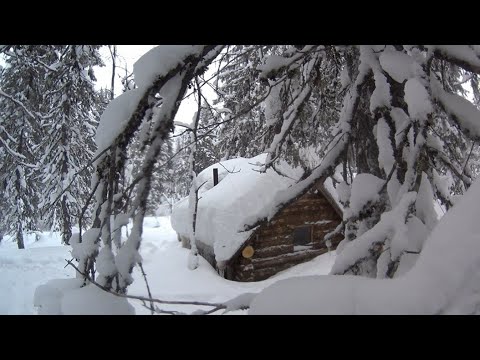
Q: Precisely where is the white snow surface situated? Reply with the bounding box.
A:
[431,76,480,138]
[250,177,480,315]
[0,216,337,315]
[415,172,438,231]
[34,278,84,315]
[0,232,75,314]
[133,45,204,89]
[379,49,415,83]
[336,181,351,206]
[370,71,391,113]
[376,117,395,175]
[404,78,433,122]
[428,45,480,69]
[62,284,135,315]
[347,173,384,218]
[95,88,144,155]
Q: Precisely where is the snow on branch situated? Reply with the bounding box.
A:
[112,47,224,292]
[264,84,313,169]
[0,127,26,160]
[331,191,416,275]
[257,45,320,79]
[74,46,224,292]
[244,62,372,233]
[430,75,480,141]
[429,45,480,74]
[95,46,223,161]
[0,88,38,121]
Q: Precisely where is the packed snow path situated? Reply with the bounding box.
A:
[1,216,336,315]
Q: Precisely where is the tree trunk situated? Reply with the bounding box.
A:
[61,125,72,245]
[17,222,24,249]
[61,195,72,245]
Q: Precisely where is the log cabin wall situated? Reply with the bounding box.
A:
[228,188,343,282]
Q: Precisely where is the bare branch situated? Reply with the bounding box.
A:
[65,259,229,309]
[217,162,241,174]
[138,262,154,315]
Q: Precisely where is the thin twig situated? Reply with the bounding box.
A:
[0,89,38,120]
[462,141,475,176]
[217,162,240,174]
[65,259,226,309]
[138,262,155,315]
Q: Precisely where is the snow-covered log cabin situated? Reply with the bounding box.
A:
[171,154,343,281]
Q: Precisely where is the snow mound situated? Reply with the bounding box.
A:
[34,278,83,315]
[61,284,135,315]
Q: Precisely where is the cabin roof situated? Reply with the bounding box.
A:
[170,153,343,263]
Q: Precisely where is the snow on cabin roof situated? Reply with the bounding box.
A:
[170,153,342,263]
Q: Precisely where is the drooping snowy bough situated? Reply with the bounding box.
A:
[71,45,224,293]
[249,176,480,315]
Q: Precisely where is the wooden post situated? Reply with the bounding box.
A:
[213,168,218,186]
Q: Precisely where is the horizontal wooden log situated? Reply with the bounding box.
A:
[255,235,292,248]
[276,211,339,221]
[277,211,335,221]
[252,248,328,270]
[216,178,344,282]
[236,276,254,282]
[254,244,293,258]
[258,225,292,237]
[237,257,252,266]
[253,249,330,281]
[234,271,254,281]
[236,263,253,271]
[254,265,293,281]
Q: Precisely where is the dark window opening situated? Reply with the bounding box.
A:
[292,226,311,246]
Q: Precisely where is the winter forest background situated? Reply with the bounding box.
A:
[1,45,480,315]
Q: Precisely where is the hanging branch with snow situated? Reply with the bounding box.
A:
[72,45,224,293]
[262,47,324,170]
[334,45,480,278]
[240,45,480,279]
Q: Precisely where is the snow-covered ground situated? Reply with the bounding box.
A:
[0,232,74,315]
[0,216,336,315]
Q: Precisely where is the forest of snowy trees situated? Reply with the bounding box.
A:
[2,45,480,314]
